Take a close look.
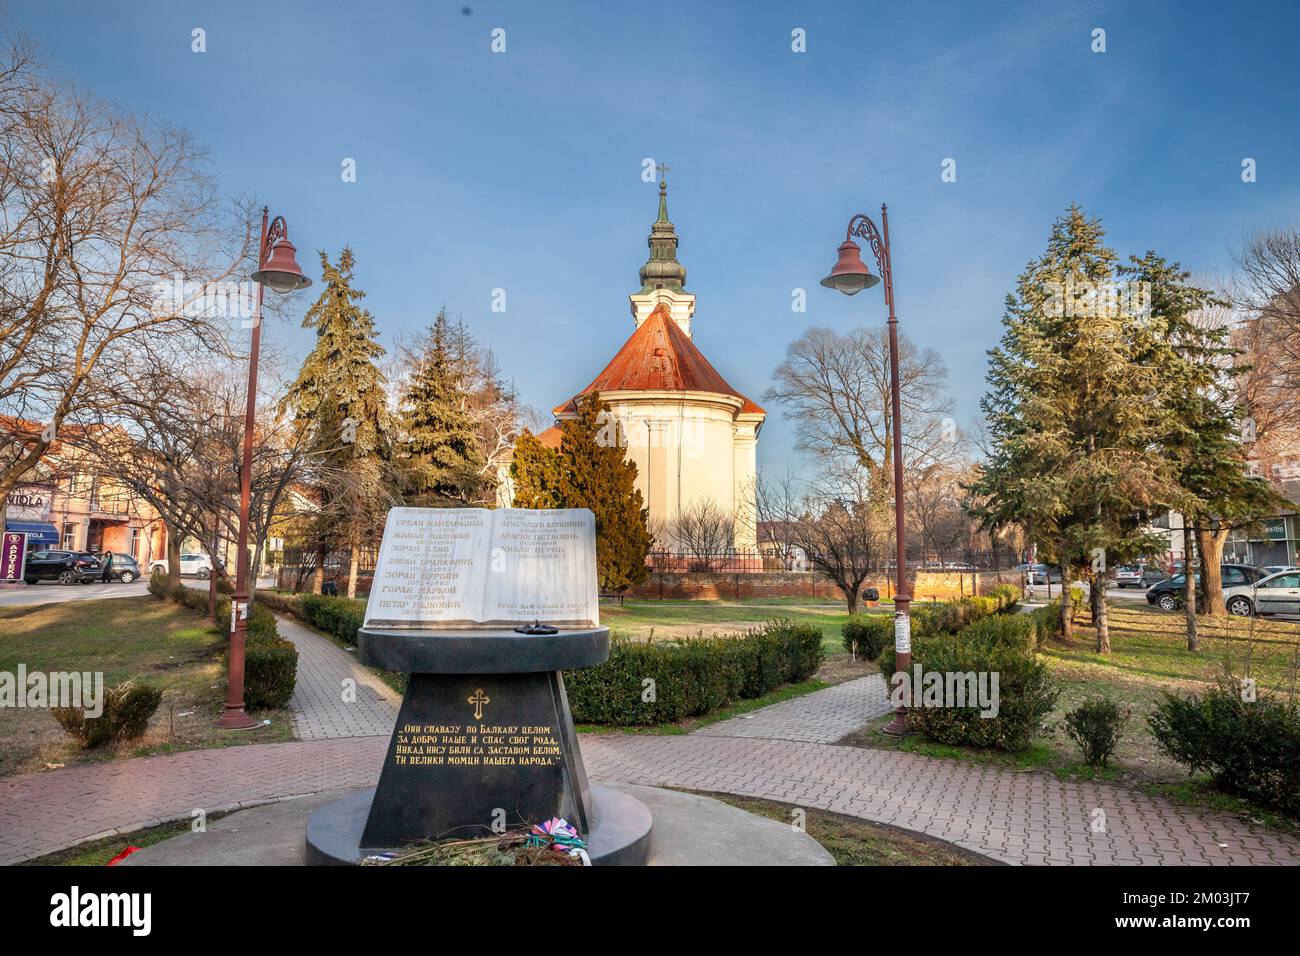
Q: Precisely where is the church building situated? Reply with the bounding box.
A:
[534,179,765,550]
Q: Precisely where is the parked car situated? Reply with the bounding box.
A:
[147,553,214,578]
[1146,564,1266,611]
[1017,563,1062,585]
[22,550,103,585]
[1113,565,1144,588]
[1223,570,1300,617]
[1114,564,1170,588]
[1261,565,1300,577]
[99,553,141,583]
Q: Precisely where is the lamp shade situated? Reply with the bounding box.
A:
[820,239,880,296]
[252,238,312,294]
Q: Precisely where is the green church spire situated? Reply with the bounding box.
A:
[638,178,687,293]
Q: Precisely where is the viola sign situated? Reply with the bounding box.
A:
[6,483,52,522]
[1,532,27,582]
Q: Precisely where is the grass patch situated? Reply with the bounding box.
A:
[17,810,236,866]
[601,600,881,656]
[0,596,293,778]
[696,791,998,866]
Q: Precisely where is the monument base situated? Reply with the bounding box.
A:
[305,783,653,866]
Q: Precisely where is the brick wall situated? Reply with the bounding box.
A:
[626,569,1020,603]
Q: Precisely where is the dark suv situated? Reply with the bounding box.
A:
[22,550,103,585]
[1146,564,1264,611]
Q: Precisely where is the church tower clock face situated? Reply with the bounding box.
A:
[517,177,765,554]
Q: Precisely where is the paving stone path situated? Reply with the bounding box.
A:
[694,675,892,743]
[3,620,1298,866]
[276,615,398,740]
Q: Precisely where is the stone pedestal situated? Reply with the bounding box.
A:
[305,626,652,866]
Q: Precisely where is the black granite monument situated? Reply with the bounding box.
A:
[304,509,653,865]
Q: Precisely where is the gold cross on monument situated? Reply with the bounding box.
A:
[467,688,490,721]
[656,161,670,184]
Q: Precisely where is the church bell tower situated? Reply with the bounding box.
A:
[630,177,697,337]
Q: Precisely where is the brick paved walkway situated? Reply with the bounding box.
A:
[695,676,892,743]
[276,615,398,740]
[3,658,1298,865]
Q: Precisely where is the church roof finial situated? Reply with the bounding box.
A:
[639,171,686,292]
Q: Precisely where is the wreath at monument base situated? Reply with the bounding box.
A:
[363,818,590,867]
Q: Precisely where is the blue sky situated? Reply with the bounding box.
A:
[13,0,1300,476]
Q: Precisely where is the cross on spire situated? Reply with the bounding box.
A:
[655,161,670,184]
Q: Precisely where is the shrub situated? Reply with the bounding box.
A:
[958,613,1037,654]
[878,634,1058,750]
[987,583,1022,612]
[1030,605,1062,647]
[842,614,891,660]
[242,637,299,709]
[53,681,163,748]
[879,608,1059,751]
[1149,686,1300,814]
[255,589,304,618]
[910,594,1009,639]
[299,593,367,646]
[1064,696,1129,767]
[566,619,824,725]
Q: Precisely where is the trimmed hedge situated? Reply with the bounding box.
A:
[842,614,892,659]
[565,620,825,725]
[955,613,1037,653]
[1149,686,1300,814]
[52,680,162,748]
[879,594,1058,751]
[148,569,298,710]
[298,593,367,646]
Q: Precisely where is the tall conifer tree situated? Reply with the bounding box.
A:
[399,310,485,505]
[284,247,393,594]
[971,206,1174,649]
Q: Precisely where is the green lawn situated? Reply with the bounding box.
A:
[0,596,293,777]
[601,599,878,654]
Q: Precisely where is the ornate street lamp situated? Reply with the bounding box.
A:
[218,208,310,729]
[821,204,911,735]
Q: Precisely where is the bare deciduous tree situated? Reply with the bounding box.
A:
[755,470,880,612]
[670,498,735,572]
[0,43,252,500]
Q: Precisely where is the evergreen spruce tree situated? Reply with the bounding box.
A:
[970,206,1174,650]
[1125,252,1283,645]
[399,309,485,505]
[284,247,393,595]
[511,394,652,592]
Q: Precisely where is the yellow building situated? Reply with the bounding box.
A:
[3,424,168,564]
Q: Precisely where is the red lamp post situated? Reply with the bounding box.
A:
[218,207,311,729]
[821,204,911,735]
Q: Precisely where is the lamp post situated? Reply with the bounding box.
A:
[218,207,311,729]
[821,204,911,735]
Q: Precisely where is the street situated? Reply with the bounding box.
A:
[0,578,151,608]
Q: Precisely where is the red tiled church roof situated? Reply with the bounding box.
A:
[552,304,764,416]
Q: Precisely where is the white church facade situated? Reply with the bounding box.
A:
[531,179,765,550]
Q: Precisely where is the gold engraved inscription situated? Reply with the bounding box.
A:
[389,722,562,768]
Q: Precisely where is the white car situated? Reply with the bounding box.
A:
[1223,570,1300,617]
[148,553,214,579]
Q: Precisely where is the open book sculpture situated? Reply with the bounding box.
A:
[362,507,599,629]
